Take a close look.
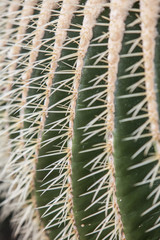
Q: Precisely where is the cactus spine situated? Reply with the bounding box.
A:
[0,0,160,240]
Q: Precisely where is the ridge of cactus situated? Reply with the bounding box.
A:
[0,1,160,240]
[114,1,160,239]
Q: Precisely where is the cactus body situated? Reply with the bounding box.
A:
[0,0,160,240]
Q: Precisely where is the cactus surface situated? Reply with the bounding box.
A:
[0,0,160,240]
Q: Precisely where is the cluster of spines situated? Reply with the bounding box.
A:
[0,0,160,240]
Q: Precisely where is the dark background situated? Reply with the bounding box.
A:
[0,216,17,240]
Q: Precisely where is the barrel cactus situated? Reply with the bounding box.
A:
[0,0,160,240]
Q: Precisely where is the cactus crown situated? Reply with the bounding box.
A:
[0,0,160,240]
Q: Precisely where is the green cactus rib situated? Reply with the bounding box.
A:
[0,0,160,240]
[36,3,112,239]
[34,1,85,239]
[114,1,160,240]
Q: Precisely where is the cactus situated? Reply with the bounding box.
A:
[0,0,160,240]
